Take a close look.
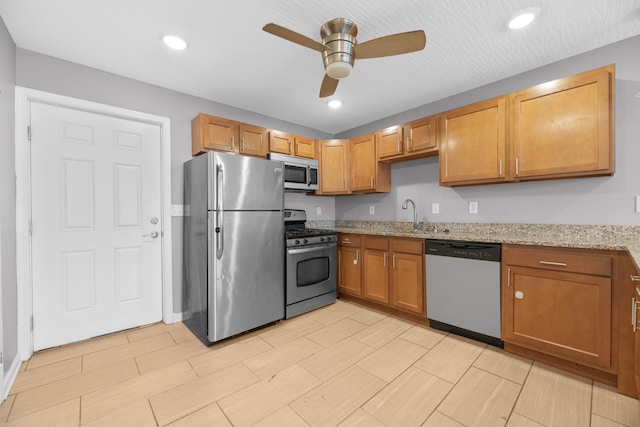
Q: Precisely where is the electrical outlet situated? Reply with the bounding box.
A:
[432,203,440,214]
[316,206,322,215]
[636,196,640,213]
[469,201,478,214]
[369,205,375,215]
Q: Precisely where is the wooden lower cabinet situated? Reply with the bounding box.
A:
[390,239,425,314]
[502,245,614,373]
[618,252,640,398]
[338,234,425,319]
[363,237,390,303]
[337,234,362,297]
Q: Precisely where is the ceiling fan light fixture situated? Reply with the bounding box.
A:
[328,99,342,108]
[508,7,540,29]
[162,34,188,50]
[326,61,353,79]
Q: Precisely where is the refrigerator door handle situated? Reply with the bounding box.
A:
[216,161,224,260]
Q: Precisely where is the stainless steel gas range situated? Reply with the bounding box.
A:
[284,209,337,318]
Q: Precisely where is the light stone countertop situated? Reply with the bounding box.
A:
[307,221,640,271]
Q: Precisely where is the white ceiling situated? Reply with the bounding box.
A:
[1,0,639,134]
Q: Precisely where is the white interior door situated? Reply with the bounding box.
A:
[30,102,163,351]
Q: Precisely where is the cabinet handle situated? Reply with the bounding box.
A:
[631,275,640,282]
[633,297,637,332]
[355,249,359,265]
[232,136,235,149]
[241,137,245,151]
[499,159,503,177]
[507,267,511,288]
[342,239,351,245]
[370,176,374,189]
[397,139,402,154]
[383,253,387,267]
[539,261,567,267]
[515,158,519,176]
[392,254,396,269]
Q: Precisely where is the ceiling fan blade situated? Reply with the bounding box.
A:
[354,30,426,59]
[263,23,328,53]
[319,74,339,98]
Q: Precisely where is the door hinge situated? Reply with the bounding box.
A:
[30,315,34,331]
[28,220,33,236]
[27,125,31,141]
[0,351,3,364]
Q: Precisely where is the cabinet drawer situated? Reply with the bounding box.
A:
[391,238,424,254]
[364,236,389,250]
[338,234,361,247]
[504,245,612,277]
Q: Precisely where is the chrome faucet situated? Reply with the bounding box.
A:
[401,198,420,231]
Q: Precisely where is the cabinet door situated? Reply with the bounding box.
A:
[192,114,237,155]
[363,249,389,304]
[503,265,612,369]
[405,116,437,155]
[351,133,377,192]
[317,140,350,195]
[439,97,507,186]
[338,245,362,297]
[511,65,614,180]
[269,130,293,155]
[391,252,424,314]
[294,136,316,159]
[239,123,268,157]
[377,126,404,160]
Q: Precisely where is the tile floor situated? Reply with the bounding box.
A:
[0,300,638,426]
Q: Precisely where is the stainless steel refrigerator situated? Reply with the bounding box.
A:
[183,152,284,345]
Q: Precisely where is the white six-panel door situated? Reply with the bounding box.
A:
[30,102,163,351]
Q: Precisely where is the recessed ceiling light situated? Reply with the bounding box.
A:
[328,100,342,109]
[162,34,188,50]
[508,7,540,29]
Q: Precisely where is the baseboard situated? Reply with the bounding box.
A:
[165,311,184,324]
[1,354,22,402]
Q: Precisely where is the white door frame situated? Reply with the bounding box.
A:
[15,87,174,361]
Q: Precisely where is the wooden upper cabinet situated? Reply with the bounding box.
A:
[439,96,508,186]
[192,114,238,155]
[377,118,438,163]
[317,139,350,195]
[293,136,316,159]
[377,126,404,160]
[511,65,614,180]
[404,116,437,156]
[268,130,294,155]
[353,133,391,193]
[238,123,268,157]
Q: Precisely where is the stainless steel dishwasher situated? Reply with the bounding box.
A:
[425,239,502,347]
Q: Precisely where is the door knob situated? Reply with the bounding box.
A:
[150,217,159,224]
[143,231,159,238]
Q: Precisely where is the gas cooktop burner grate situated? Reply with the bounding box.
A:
[285,228,336,239]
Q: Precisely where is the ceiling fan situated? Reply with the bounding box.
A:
[263,18,427,98]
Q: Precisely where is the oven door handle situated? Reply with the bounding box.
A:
[287,243,336,255]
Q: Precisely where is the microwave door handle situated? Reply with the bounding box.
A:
[216,162,224,260]
[307,165,311,187]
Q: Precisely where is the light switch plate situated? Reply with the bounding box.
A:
[469,201,478,214]
[432,203,440,214]
[636,196,640,213]
[316,206,322,215]
[369,205,375,215]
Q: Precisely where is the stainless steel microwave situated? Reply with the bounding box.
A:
[267,153,319,191]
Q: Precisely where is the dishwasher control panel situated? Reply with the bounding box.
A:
[425,239,501,261]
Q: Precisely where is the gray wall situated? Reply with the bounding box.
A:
[0,16,17,376]
[331,35,640,225]
[15,49,333,314]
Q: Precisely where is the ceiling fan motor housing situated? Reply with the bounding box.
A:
[321,18,357,79]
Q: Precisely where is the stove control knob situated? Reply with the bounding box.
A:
[320,237,325,242]
[295,239,300,245]
[326,236,332,242]
[303,239,308,244]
